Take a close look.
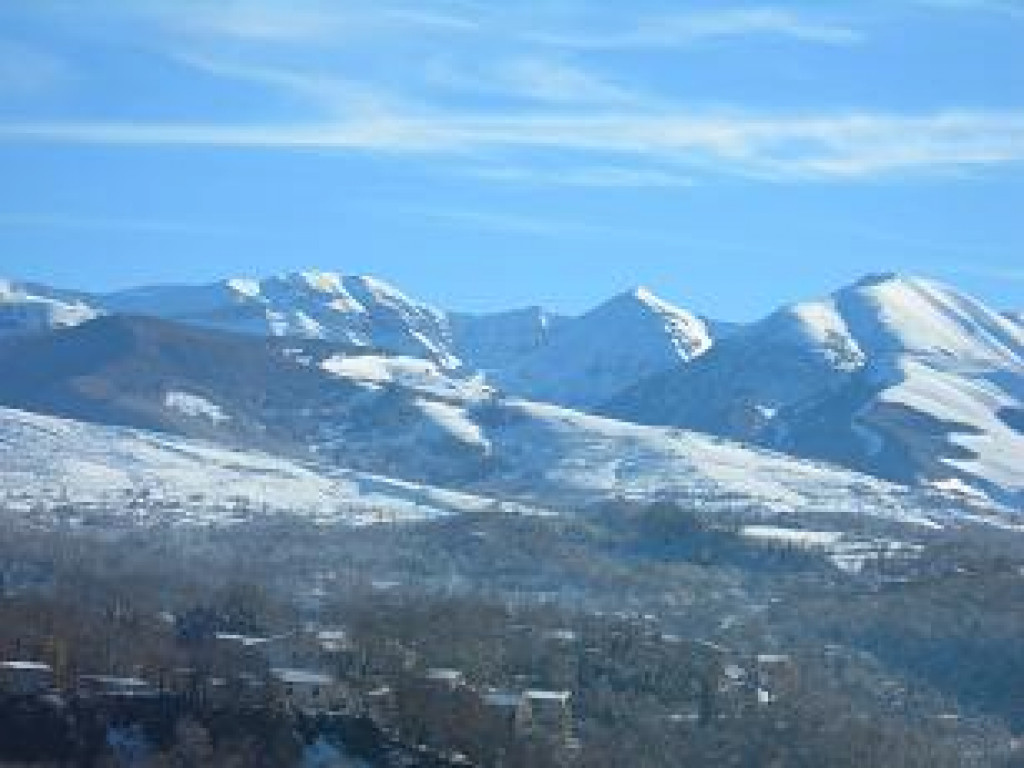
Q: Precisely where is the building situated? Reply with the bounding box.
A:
[482,689,522,739]
[518,690,573,741]
[425,668,465,691]
[271,668,346,712]
[77,675,158,699]
[0,661,53,696]
[366,685,398,728]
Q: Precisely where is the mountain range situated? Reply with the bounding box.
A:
[0,270,1020,508]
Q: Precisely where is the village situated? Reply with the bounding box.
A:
[1,502,1012,766]
[0,597,799,767]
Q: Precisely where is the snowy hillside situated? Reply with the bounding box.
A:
[492,288,712,409]
[0,311,992,531]
[450,306,570,374]
[305,355,985,529]
[0,406,519,525]
[605,275,1024,505]
[0,279,99,336]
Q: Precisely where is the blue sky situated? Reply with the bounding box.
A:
[0,0,1021,320]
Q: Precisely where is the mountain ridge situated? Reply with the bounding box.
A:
[604,274,1023,505]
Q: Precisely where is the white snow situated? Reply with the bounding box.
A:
[0,407,528,526]
[415,398,491,451]
[495,287,712,408]
[98,272,459,367]
[741,526,843,547]
[164,391,231,424]
[876,358,1023,497]
[611,274,1023,505]
[226,278,262,299]
[321,354,492,400]
[437,399,958,528]
[0,280,100,334]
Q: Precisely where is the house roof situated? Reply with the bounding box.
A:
[271,668,334,686]
[1,661,52,672]
[524,690,571,703]
[483,691,522,708]
[426,668,463,682]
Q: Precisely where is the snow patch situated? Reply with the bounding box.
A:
[164,391,231,425]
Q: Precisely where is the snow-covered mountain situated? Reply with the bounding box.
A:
[0,316,979,532]
[491,287,712,409]
[0,279,99,336]
[605,274,1024,505]
[2,270,1020,505]
[99,271,460,367]
[449,306,571,375]
[1,271,721,405]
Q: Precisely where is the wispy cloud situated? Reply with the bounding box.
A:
[527,8,862,49]
[425,57,648,107]
[171,52,397,116]
[2,109,1022,182]
[138,1,483,42]
[156,4,349,42]
[468,164,695,188]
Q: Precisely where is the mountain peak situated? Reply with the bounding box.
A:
[852,271,902,289]
[287,270,346,295]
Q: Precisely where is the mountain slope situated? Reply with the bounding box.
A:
[0,313,374,448]
[0,315,988,530]
[0,279,99,336]
[450,306,571,374]
[604,275,1024,505]
[492,288,712,408]
[0,406,516,525]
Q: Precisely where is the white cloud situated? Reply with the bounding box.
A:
[2,109,1022,182]
[527,8,862,49]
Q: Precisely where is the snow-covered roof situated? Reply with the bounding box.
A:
[757,654,792,665]
[524,690,571,704]
[483,691,522,708]
[1,661,52,672]
[542,629,577,643]
[426,668,464,682]
[271,668,334,687]
[215,632,274,647]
